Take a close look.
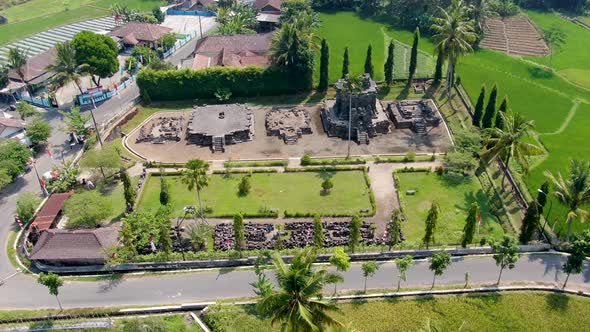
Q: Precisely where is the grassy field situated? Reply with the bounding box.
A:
[315,11,435,83]
[203,293,590,332]
[395,172,504,245]
[137,171,373,217]
[0,0,164,45]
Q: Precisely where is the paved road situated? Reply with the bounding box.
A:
[0,253,588,310]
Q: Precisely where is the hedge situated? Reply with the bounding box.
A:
[137,66,312,101]
[301,157,367,166]
[212,168,279,174]
[284,166,367,172]
[224,160,288,168]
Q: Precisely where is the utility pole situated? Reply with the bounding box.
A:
[198,15,203,38]
[90,97,103,147]
[32,160,48,197]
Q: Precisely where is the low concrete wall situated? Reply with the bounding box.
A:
[34,244,551,275]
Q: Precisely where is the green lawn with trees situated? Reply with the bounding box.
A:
[395,171,504,246]
[315,11,435,83]
[204,293,590,332]
[137,171,372,217]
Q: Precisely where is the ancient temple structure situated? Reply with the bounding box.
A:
[320,74,390,144]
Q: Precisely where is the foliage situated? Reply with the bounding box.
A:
[159,174,169,206]
[0,138,31,180]
[25,117,51,144]
[37,272,63,297]
[182,159,209,222]
[490,0,519,17]
[132,45,157,65]
[233,213,245,251]
[481,84,498,129]
[386,208,402,250]
[443,150,478,176]
[321,178,334,194]
[313,215,325,247]
[519,203,540,243]
[361,261,379,292]
[472,85,486,127]
[238,176,251,196]
[0,65,7,90]
[408,27,419,83]
[152,6,165,23]
[257,248,343,331]
[71,31,118,86]
[187,223,212,251]
[491,235,519,284]
[542,25,567,66]
[349,215,362,253]
[6,47,28,91]
[16,192,41,222]
[462,202,479,247]
[281,0,315,24]
[161,32,177,49]
[395,255,414,291]
[318,38,329,91]
[431,0,476,100]
[120,167,135,208]
[214,87,232,102]
[147,58,175,71]
[433,48,443,83]
[364,44,374,78]
[423,202,440,248]
[121,209,170,252]
[46,41,88,94]
[15,101,39,120]
[544,159,590,242]
[495,96,508,129]
[46,161,79,193]
[80,145,122,178]
[329,247,350,272]
[158,216,172,255]
[384,41,394,85]
[59,106,90,137]
[342,46,349,78]
[536,181,549,214]
[137,66,311,101]
[429,251,451,287]
[270,19,314,88]
[63,190,112,228]
[216,4,257,35]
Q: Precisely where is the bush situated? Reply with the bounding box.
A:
[404,151,416,162]
[137,66,312,102]
[212,168,278,174]
[63,191,113,228]
[285,166,367,172]
[300,154,312,166]
[223,160,288,168]
[16,193,41,222]
[302,157,366,166]
[436,166,444,175]
[395,167,431,173]
[238,176,251,196]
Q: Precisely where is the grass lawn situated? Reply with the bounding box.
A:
[315,11,435,83]
[0,0,164,45]
[138,171,373,217]
[395,172,504,245]
[203,293,590,332]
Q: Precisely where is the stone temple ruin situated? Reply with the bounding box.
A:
[386,99,441,135]
[321,74,390,144]
[186,104,253,153]
[136,115,184,144]
[265,108,312,144]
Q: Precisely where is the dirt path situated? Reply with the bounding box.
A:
[538,99,583,136]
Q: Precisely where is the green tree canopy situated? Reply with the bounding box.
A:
[429,251,452,288]
[361,261,379,292]
[0,138,31,179]
[37,272,64,311]
[462,202,479,247]
[64,191,112,228]
[395,255,414,291]
[384,41,394,84]
[71,31,119,86]
[491,235,519,285]
[80,145,122,179]
[423,202,440,248]
[59,107,91,137]
[26,117,52,144]
[329,247,350,294]
[364,44,374,78]
[233,213,245,251]
[472,85,486,127]
[349,215,362,253]
[16,102,40,120]
[313,215,325,248]
[16,192,41,222]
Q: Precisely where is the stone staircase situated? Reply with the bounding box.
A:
[283,134,298,145]
[357,130,369,145]
[414,119,427,135]
[212,136,225,153]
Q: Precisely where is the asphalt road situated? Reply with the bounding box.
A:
[0,253,588,310]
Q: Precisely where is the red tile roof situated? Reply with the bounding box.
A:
[192,33,273,69]
[8,48,57,83]
[30,192,73,232]
[110,22,172,43]
[29,227,119,261]
[255,0,282,12]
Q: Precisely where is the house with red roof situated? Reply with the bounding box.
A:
[191,33,274,70]
[110,22,173,48]
[28,192,73,242]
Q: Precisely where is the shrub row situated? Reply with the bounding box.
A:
[223,160,288,168]
[283,210,374,218]
[212,168,279,174]
[137,66,311,101]
[210,211,279,218]
[284,166,367,173]
[374,154,436,163]
[300,155,367,166]
[394,167,432,173]
[144,161,185,168]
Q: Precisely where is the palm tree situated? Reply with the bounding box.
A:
[46,41,89,94]
[181,159,209,224]
[257,247,343,331]
[7,47,31,94]
[481,112,544,190]
[270,12,320,66]
[431,0,477,108]
[544,159,590,242]
[469,0,494,36]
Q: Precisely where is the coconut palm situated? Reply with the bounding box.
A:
[544,159,590,242]
[7,47,31,94]
[270,11,320,66]
[481,112,544,189]
[431,0,477,107]
[46,41,88,94]
[257,247,344,331]
[181,159,209,224]
[469,0,494,36]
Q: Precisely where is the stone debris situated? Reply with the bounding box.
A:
[386,99,441,135]
[265,108,312,144]
[136,115,184,144]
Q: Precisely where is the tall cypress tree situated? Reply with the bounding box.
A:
[472,85,486,127]
[519,203,540,243]
[408,27,420,84]
[482,84,498,128]
[462,203,479,247]
[423,202,439,249]
[536,181,550,215]
[434,49,444,83]
[121,167,135,210]
[319,38,329,91]
[364,44,374,78]
[342,47,349,78]
[495,96,508,129]
[233,213,245,251]
[384,41,394,85]
[313,215,325,248]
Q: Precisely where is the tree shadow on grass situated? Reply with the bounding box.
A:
[439,173,472,188]
[315,170,336,181]
[396,86,410,100]
[545,293,569,311]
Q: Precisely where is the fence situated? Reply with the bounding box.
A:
[14,92,53,108]
[163,31,198,58]
[166,9,216,16]
[76,75,135,106]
